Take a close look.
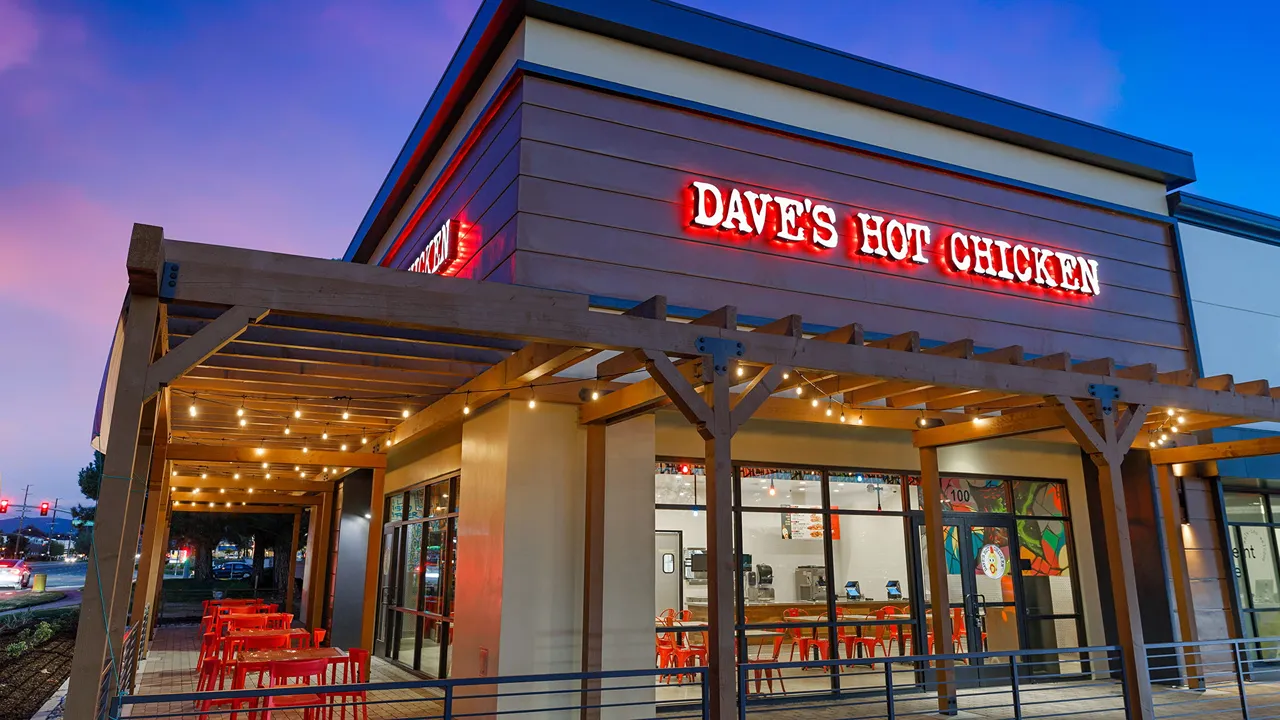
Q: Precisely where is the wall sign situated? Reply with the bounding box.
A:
[687,181,1102,297]
[408,219,459,276]
[979,544,1007,579]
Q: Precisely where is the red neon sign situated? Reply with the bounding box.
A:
[407,219,459,276]
[686,180,1102,297]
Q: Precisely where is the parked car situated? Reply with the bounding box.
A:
[212,561,252,580]
[0,559,32,589]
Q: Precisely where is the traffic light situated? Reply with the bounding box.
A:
[39,502,50,516]
[0,500,8,513]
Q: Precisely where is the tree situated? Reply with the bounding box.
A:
[70,451,104,554]
[169,514,247,581]
[78,451,104,501]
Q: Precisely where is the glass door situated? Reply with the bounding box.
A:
[914,515,1021,683]
[374,528,396,657]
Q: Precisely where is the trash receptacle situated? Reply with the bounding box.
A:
[32,573,46,592]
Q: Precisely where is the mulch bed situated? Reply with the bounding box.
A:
[0,622,77,720]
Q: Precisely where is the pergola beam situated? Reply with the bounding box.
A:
[165,443,385,468]
[913,407,1069,448]
[169,477,334,493]
[174,504,303,515]
[157,239,1280,423]
[145,305,268,397]
[172,491,321,505]
[1150,435,1280,464]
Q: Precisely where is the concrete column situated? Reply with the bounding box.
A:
[453,400,586,715]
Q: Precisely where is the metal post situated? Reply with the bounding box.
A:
[443,684,454,720]
[1233,642,1252,720]
[1010,653,1023,720]
[884,660,896,720]
[49,498,60,537]
[16,485,29,556]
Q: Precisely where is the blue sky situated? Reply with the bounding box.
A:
[1,0,1277,503]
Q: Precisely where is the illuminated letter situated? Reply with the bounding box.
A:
[948,232,971,271]
[721,188,752,233]
[690,182,724,227]
[906,223,931,264]
[1012,244,1033,282]
[811,204,838,249]
[857,213,887,256]
[885,220,910,260]
[1078,257,1100,296]
[971,236,997,276]
[1056,252,1081,291]
[775,196,806,242]
[992,240,1015,280]
[742,191,773,235]
[1032,247,1059,288]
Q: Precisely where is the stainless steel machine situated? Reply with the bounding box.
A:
[746,563,775,602]
[795,565,827,602]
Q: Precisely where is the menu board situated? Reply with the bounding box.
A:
[781,506,840,540]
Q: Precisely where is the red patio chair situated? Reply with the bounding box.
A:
[264,657,331,720]
[327,648,371,719]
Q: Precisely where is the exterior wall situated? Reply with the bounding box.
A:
[510,75,1191,368]
[654,412,1106,648]
[521,19,1170,216]
[370,24,527,265]
[1181,475,1236,641]
[1180,222,1280,416]
[385,425,462,495]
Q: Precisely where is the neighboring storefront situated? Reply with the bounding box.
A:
[1171,194,1280,644]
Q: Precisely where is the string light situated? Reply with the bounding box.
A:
[811,397,819,408]
[302,442,309,453]
[361,432,369,444]
[839,408,847,423]
[173,500,180,506]
[255,441,266,456]
[795,386,803,396]
[463,392,471,416]
[239,417,247,427]
[209,502,215,508]
[236,398,245,418]
[171,470,178,476]
[322,424,329,440]
[261,462,269,469]
[189,401,198,417]
[342,399,351,421]
[200,472,207,479]
[402,408,411,418]
[736,365,745,378]
[219,488,225,494]
[248,488,254,493]
[1166,407,1176,417]
[294,466,300,471]
[340,443,348,452]
[768,479,777,497]
[782,372,790,380]
[233,473,240,480]
[1177,416,1186,425]
[294,400,302,419]
[528,384,537,409]
[284,426,291,435]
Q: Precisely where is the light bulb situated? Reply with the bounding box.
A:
[265,473,271,479]
[189,404,197,417]
[302,446,309,453]
[236,407,244,417]
[839,412,846,423]
[294,466,300,471]
[300,472,306,478]
[796,386,803,396]
[225,502,231,507]
[856,415,864,425]
[340,443,348,451]
[342,411,350,420]
[239,418,247,427]
[233,473,240,480]
[171,470,177,476]
[193,488,200,494]
[1167,408,1176,417]
[1177,416,1186,425]
[208,502,214,508]
[768,485,777,497]
[1149,440,1156,448]
[201,473,207,479]
[825,406,833,417]
[361,436,368,444]
[284,427,291,435]
[173,500,179,506]
[1160,433,1168,442]
[322,431,328,440]
[590,390,600,401]
[248,488,254,494]
[782,372,789,380]
[811,398,819,407]
[736,366,744,377]
[255,446,265,456]
[463,404,472,415]
[219,488,225,494]
[261,462,268,469]
[528,398,536,409]
[323,467,328,473]
[294,408,302,419]
[402,409,411,418]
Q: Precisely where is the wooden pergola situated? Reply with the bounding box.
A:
[70,224,1280,720]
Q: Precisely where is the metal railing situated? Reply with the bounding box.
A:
[737,644,1128,719]
[111,666,707,720]
[119,613,145,696]
[1147,636,1280,719]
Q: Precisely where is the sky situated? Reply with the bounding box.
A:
[2,0,1278,507]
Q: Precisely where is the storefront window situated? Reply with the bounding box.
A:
[1224,490,1280,640]
[1014,480,1066,517]
[739,466,821,509]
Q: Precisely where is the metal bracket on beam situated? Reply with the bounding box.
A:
[1088,384,1121,415]
[695,336,744,376]
[159,262,180,300]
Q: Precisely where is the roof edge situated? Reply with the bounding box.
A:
[344,0,1197,264]
[1170,192,1280,246]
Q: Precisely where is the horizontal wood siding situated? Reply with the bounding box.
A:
[1182,477,1235,642]
[388,84,523,283]
[511,76,1193,369]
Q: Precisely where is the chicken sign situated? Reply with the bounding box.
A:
[686,180,1102,298]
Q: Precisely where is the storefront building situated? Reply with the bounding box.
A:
[70,1,1280,719]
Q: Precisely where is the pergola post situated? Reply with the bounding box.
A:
[65,294,160,719]
[131,446,171,657]
[1155,463,1201,689]
[641,342,785,720]
[917,446,957,713]
[1058,396,1154,720]
[305,491,335,631]
[360,468,386,650]
[286,511,301,616]
[580,423,606,719]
